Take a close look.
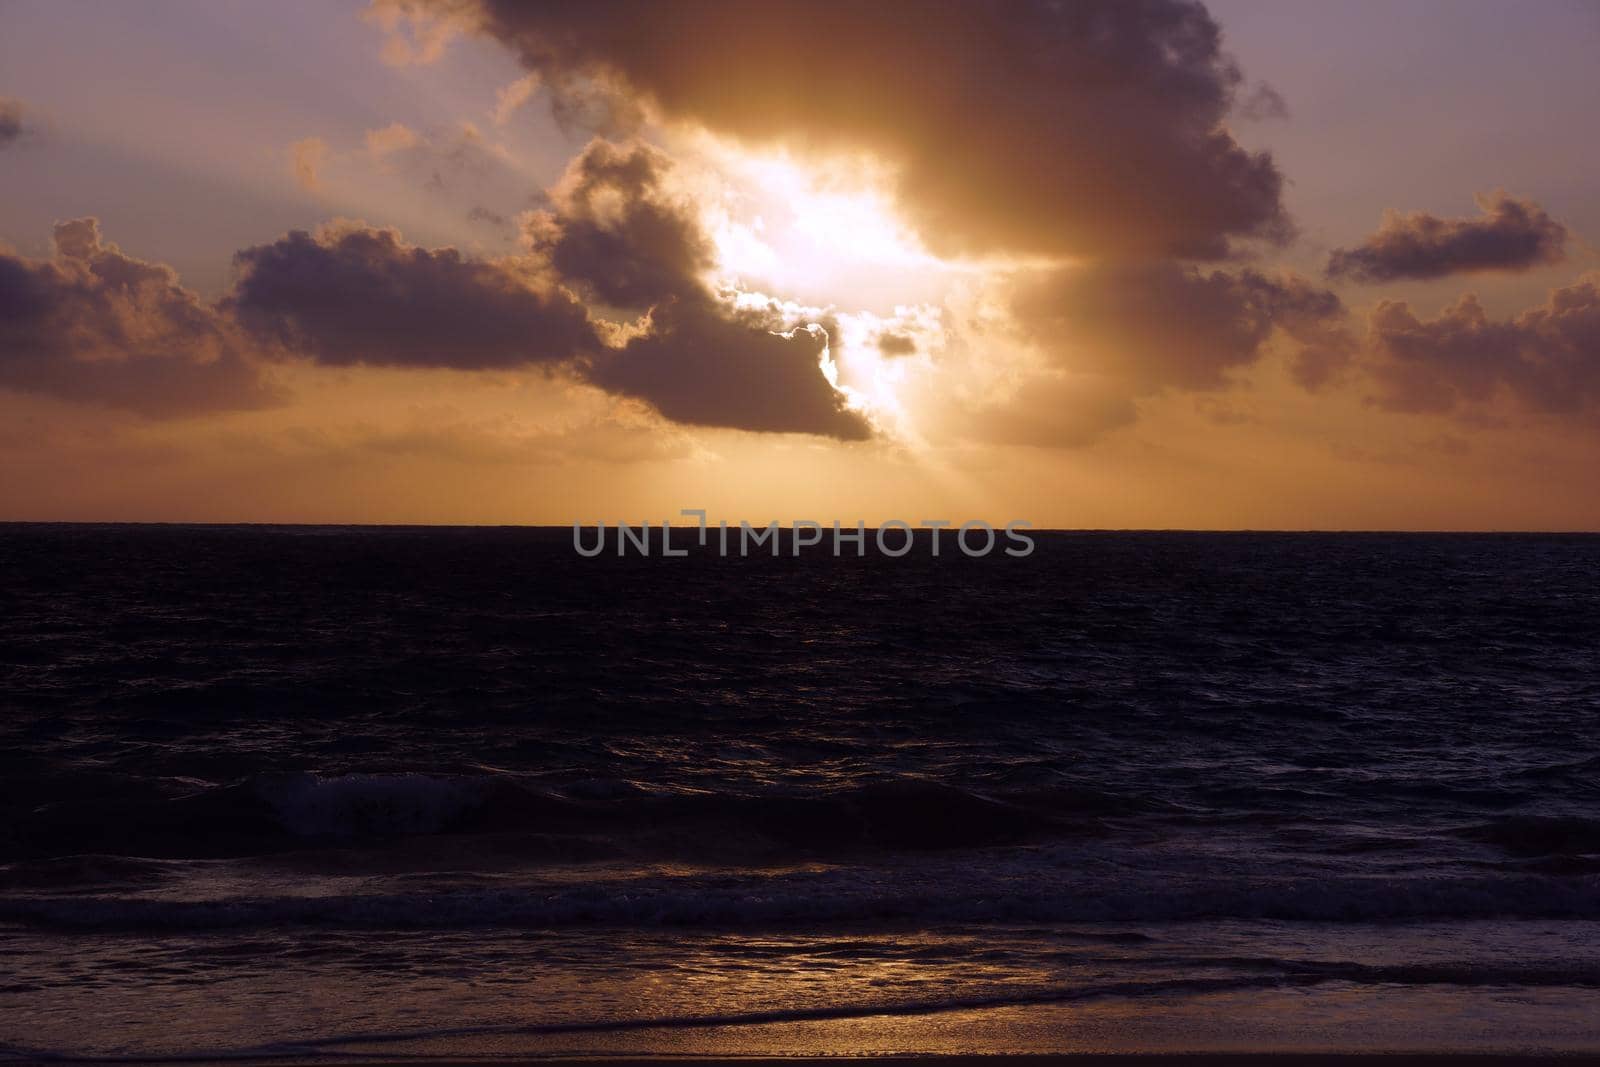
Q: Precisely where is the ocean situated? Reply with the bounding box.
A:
[3,525,1599,1059]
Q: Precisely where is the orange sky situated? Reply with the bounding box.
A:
[3,0,1600,529]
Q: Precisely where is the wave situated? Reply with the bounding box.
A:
[2,771,1101,863]
[262,772,500,838]
[7,868,1599,931]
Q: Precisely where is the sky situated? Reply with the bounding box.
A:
[3,0,1600,529]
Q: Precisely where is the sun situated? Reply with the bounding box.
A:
[671,143,959,441]
[684,144,956,312]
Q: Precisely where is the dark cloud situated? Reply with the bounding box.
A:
[1012,261,1355,395]
[1365,274,1600,417]
[951,263,1355,447]
[534,139,871,438]
[0,219,282,417]
[1328,191,1568,284]
[220,142,867,438]
[525,139,712,310]
[1266,275,1362,390]
[590,301,869,439]
[443,0,1291,261]
[0,97,24,146]
[226,224,599,369]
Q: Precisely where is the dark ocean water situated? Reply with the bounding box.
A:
[3,525,1600,1058]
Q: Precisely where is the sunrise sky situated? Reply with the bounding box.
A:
[3,0,1600,528]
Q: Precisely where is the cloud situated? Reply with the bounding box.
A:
[590,303,869,439]
[961,262,1357,446]
[1328,191,1568,283]
[290,137,330,191]
[0,219,282,417]
[1265,274,1362,390]
[365,0,461,66]
[226,222,599,369]
[365,122,424,159]
[0,132,865,440]
[223,151,868,440]
[0,97,26,146]
[1012,261,1355,394]
[492,73,540,126]
[525,139,712,310]
[1365,274,1600,417]
[435,0,1291,261]
[530,139,872,438]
